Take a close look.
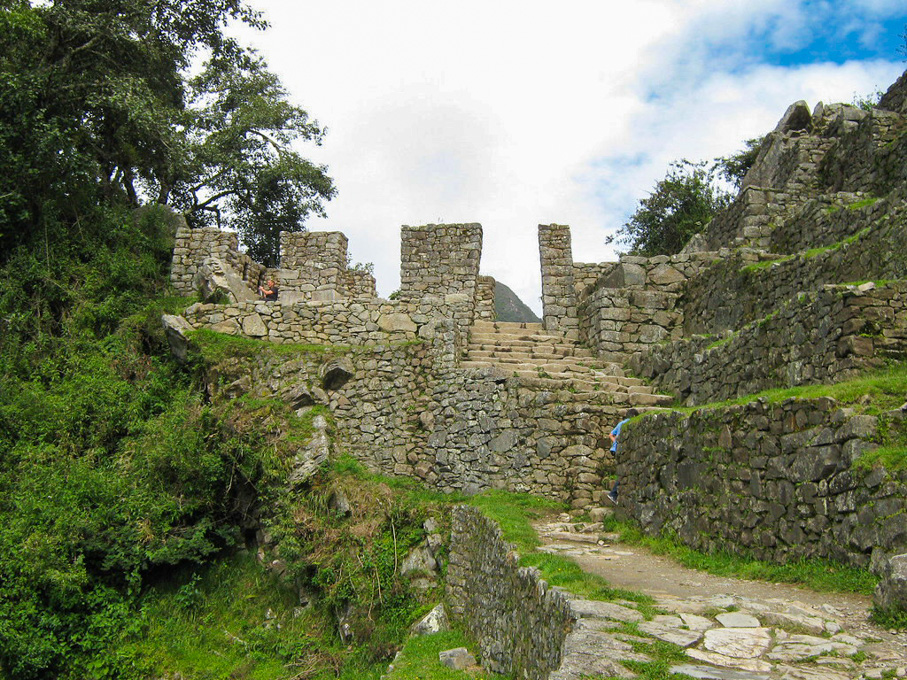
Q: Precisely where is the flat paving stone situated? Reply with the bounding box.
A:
[568,599,644,622]
[638,620,703,648]
[687,648,774,673]
[670,663,773,680]
[716,612,761,628]
[703,627,773,659]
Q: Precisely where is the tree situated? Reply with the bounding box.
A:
[167,49,336,266]
[0,0,333,264]
[608,160,730,256]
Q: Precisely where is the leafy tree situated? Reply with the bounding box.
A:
[167,50,336,266]
[608,160,730,256]
[0,0,333,264]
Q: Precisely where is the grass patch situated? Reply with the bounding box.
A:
[602,518,878,595]
[675,361,907,416]
[742,255,792,273]
[384,630,498,679]
[190,327,347,361]
[466,490,564,553]
[122,552,386,680]
[847,196,880,211]
[870,606,907,630]
[518,552,654,609]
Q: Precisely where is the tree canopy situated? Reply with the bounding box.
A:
[608,160,730,257]
[0,0,334,264]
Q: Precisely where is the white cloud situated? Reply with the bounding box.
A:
[234,0,905,315]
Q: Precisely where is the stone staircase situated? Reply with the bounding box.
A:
[461,321,673,406]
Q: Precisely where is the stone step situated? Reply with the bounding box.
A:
[466,350,600,367]
[469,331,579,346]
[467,343,595,358]
[472,321,546,333]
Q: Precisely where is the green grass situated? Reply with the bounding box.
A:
[466,489,564,553]
[602,518,878,595]
[847,196,880,211]
[870,606,907,630]
[121,553,388,680]
[675,361,907,415]
[189,327,348,361]
[384,631,498,679]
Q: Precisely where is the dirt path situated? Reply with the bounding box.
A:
[534,514,907,679]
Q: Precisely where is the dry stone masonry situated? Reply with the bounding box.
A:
[165,69,907,669]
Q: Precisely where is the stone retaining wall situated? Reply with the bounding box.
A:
[427,370,623,507]
[632,282,907,406]
[447,506,573,679]
[619,401,907,570]
[575,252,719,363]
[682,207,907,336]
[182,298,464,347]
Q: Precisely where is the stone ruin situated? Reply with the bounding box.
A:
[165,69,907,620]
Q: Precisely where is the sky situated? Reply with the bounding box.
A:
[234,0,907,315]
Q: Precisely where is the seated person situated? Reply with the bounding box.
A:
[258,278,279,301]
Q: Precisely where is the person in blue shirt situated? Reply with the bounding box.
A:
[607,409,637,505]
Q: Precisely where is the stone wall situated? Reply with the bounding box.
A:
[682,207,907,336]
[204,327,454,478]
[182,298,462,347]
[539,224,578,338]
[476,275,496,321]
[398,223,483,337]
[632,282,907,406]
[170,226,266,296]
[427,370,623,508]
[573,262,618,299]
[447,506,573,679]
[619,401,907,570]
[575,252,719,363]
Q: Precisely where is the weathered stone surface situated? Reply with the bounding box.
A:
[715,612,760,628]
[438,647,476,670]
[287,415,330,486]
[161,314,194,363]
[241,313,268,336]
[702,627,772,659]
[401,546,437,576]
[874,553,907,612]
[377,312,417,333]
[568,599,644,622]
[320,356,354,390]
[192,256,259,303]
[687,648,773,672]
[410,603,450,636]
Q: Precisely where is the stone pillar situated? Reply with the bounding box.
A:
[475,275,496,321]
[538,224,578,338]
[279,231,349,300]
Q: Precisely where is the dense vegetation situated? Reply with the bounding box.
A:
[608,139,763,256]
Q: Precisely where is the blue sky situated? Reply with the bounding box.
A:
[236,1,907,314]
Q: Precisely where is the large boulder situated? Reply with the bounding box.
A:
[874,553,907,613]
[161,314,194,363]
[192,256,258,304]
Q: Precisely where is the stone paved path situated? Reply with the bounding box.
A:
[535,514,907,680]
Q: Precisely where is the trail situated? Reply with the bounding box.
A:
[535,514,907,680]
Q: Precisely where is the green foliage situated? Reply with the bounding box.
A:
[870,605,907,630]
[602,518,878,595]
[0,0,333,265]
[466,489,564,553]
[852,89,884,112]
[384,631,493,679]
[608,160,731,256]
[0,206,302,678]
